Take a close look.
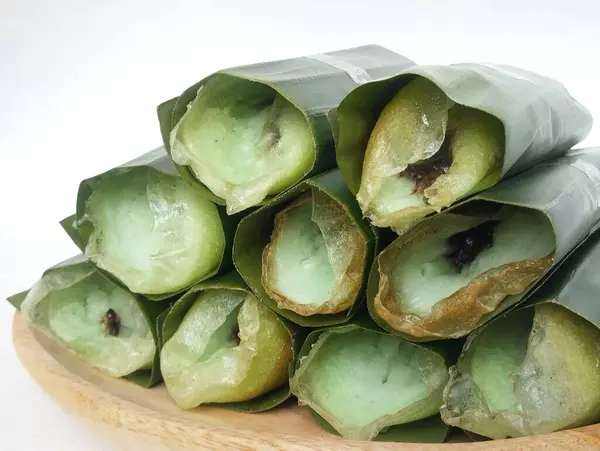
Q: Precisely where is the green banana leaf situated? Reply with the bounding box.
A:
[60,214,86,250]
[61,146,240,301]
[330,62,592,195]
[309,410,450,443]
[289,315,455,442]
[8,254,169,388]
[367,147,600,341]
[520,225,600,326]
[160,271,303,412]
[7,290,28,310]
[157,45,415,206]
[233,169,377,327]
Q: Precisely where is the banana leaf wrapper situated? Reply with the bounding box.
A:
[310,410,450,444]
[329,62,592,231]
[7,255,168,388]
[160,271,302,412]
[289,315,455,441]
[233,169,377,327]
[368,147,600,341]
[61,147,240,301]
[441,227,600,438]
[157,45,415,211]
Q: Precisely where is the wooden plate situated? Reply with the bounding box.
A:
[12,312,600,450]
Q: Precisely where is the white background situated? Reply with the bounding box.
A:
[1,0,599,449]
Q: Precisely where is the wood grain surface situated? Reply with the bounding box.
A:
[12,313,600,450]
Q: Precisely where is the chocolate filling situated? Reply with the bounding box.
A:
[403,133,453,195]
[102,308,121,337]
[445,220,500,271]
[256,112,281,153]
[232,324,241,346]
[263,98,284,151]
[264,127,281,150]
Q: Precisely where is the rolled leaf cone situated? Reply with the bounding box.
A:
[160,272,299,411]
[368,147,600,341]
[62,147,239,300]
[289,317,452,441]
[8,255,167,387]
[233,169,377,327]
[157,45,415,215]
[441,227,600,438]
[329,63,592,233]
